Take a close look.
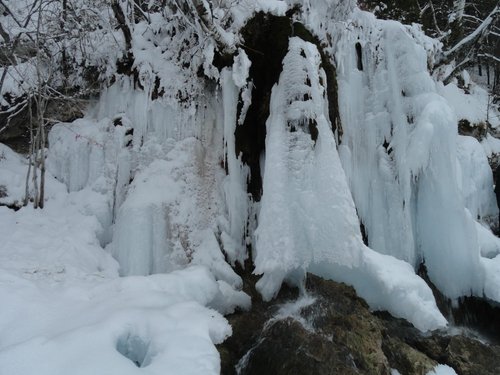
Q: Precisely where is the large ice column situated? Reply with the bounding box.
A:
[336,11,484,298]
[456,135,498,222]
[253,37,445,331]
[336,15,418,266]
[254,37,364,300]
[220,68,251,266]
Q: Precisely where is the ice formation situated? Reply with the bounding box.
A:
[456,135,498,221]
[46,6,455,332]
[3,2,500,373]
[254,37,364,298]
[252,37,445,331]
[0,147,246,374]
[335,10,498,299]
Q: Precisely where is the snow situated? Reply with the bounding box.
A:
[0,265,232,375]
[427,364,458,375]
[481,133,500,157]
[437,80,500,129]
[0,143,242,374]
[232,49,252,89]
[313,246,447,332]
[481,254,500,302]
[0,143,29,205]
[443,5,499,59]
[476,221,500,259]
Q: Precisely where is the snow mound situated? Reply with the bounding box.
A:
[313,246,447,332]
[0,266,232,375]
[481,254,500,302]
[0,183,236,374]
[0,143,28,206]
[0,143,67,207]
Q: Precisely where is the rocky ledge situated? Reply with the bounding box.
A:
[218,274,500,375]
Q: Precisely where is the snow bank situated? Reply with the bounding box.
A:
[438,80,500,129]
[0,265,233,375]
[481,254,500,302]
[476,221,500,258]
[0,171,239,374]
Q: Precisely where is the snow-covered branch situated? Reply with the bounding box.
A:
[443,4,499,59]
[478,52,500,64]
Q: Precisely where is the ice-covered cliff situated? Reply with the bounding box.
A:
[1,1,500,374]
[43,0,500,333]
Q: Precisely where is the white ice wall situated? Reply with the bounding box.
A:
[335,10,487,299]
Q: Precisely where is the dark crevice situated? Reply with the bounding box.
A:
[236,13,293,201]
[360,221,369,246]
[355,42,363,71]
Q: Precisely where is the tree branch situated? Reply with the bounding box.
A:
[443,5,499,60]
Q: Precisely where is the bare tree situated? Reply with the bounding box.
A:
[0,0,112,207]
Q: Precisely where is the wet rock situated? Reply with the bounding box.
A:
[382,336,437,375]
[457,119,488,141]
[444,335,500,375]
[378,310,500,375]
[222,274,391,375]
[220,273,500,375]
[240,318,365,375]
[412,334,500,375]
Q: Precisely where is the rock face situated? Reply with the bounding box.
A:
[219,274,500,375]
[414,334,500,375]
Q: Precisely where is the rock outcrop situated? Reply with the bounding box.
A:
[219,274,500,375]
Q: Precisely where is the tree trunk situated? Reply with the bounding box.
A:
[111,0,133,52]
